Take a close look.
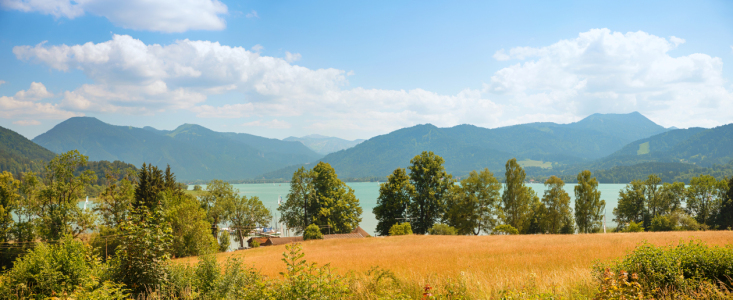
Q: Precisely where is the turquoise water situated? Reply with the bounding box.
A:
[198,182,628,236]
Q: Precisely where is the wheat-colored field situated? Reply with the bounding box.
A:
[176,231,733,296]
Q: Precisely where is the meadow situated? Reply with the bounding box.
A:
[176,231,733,298]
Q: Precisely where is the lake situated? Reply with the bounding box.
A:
[199,182,629,236]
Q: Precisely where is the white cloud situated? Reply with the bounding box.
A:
[13,119,41,126]
[0,82,79,120]
[0,80,6,85]
[242,119,291,129]
[0,0,228,33]
[486,28,733,128]
[285,51,301,63]
[492,49,511,61]
[245,10,258,19]
[14,81,53,100]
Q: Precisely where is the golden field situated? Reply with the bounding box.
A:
[176,231,733,297]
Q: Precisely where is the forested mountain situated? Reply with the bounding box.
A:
[33,117,322,181]
[264,112,672,179]
[284,134,365,155]
[0,125,56,176]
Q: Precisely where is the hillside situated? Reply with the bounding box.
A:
[0,125,56,176]
[33,117,322,181]
[284,134,365,155]
[269,112,671,179]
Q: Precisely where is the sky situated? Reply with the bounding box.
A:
[1,0,732,141]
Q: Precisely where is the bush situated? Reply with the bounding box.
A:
[388,223,413,236]
[193,185,202,191]
[593,240,733,298]
[304,224,324,240]
[218,231,231,252]
[623,221,644,232]
[428,223,457,235]
[251,239,260,248]
[650,215,674,232]
[493,224,519,235]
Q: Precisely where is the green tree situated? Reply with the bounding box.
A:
[502,158,535,232]
[644,174,662,218]
[444,168,501,235]
[428,223,457,235]
[541,176,574,234]
[525,197,548,234]
[37,150,97,241]
[201,179,237,237]
[657,182,685,216]
[388,222,413,236]
[133,163,165,210]
[230,195,272,248]
[408,151,453,234]
[303,223,324,240]
[0,171,19,245]
[685,175,727,226]
[94,168,135,229]
[613,180,646,227]
[279,167,317,235]
[716,177,733,229]
[574,170,606,233]
[164,191,218,258]
[373,168,414,236]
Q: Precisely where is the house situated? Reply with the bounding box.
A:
[246,226,370,248]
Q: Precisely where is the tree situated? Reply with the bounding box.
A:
[94,168,134,229]
[230,195,272,248]
[613,180,646,227]
[657,182,685,216]
[164,191,218,258]
[644,175,662,219]
[686,175,727,226]
[133,163,165,210]
[388,223,413,236]
[428,223,457,235]
[574,170,606,233]
[373,168,414,236]
[279,167,317,235]
[303,223,323,240]
[541,176,573,234]
[502,158,535,233]
[444,168,501,235]
[200,179,237,237]
[37,150,97,241]
[716,177,733,229]
[0,171,19,245]
[408,151,453,234]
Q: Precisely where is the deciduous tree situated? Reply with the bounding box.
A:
[502,158,534,233]
[444,168,501,235]
[574,170,606,233]
[541,176,573,234]
[686,175,727,226]
[373,168,414,236]
[230,195,271,248]
[407,151,453,234]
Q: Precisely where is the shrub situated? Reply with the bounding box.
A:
[218,230,231,252]
[493,224,519,235]
[428,223,457,235]
[389,222,413,236]
[251,239,260,248]
[275,243,350,299]
[303,224,324,240]
[623,221,644,232]
[650,215,674,232]
[593,240,733,298]
[193,185,202,191]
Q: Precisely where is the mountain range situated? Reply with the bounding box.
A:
[283,134,365,155]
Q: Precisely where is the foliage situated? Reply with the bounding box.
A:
[613,180,646,228]
[373,168,414,236]
[444,168,501,235]
[650,215,674,232]
[193,184,202,191]
[502,158,536,233]
[229,195,271,249]
[493,224,519,235]
[717,177,733,229]
[279,166,316,235]
[389,222,413,236]
[218,231,231,252]
[164,191,217,258]
[574,170,606,233]
[0,171,19,245]
[201,179,237,237]
[303,223,324,240]
[94,168,134,229]
[251,239,260,248]
[407,151,454,234]
[428,223,457,235]
[623,221,644,232]
[686,174,728,227]
[592,240,733,298]
[275,243,351,299]
[541,176,574,234]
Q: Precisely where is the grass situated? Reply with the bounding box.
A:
[518,159,553,169]
[637,142,650,155]
[175,231,733,297]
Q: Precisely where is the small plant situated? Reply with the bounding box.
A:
[428,223,457,235]
[303,223,324,240]
[623,221,644,232]
[389,222,413,236]
[493,224,519,235]
[218,230,231,252]
[276,243,350,299]
[594,269,644,300]
[251,239,260,248]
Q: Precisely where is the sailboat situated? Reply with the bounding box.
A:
[83,196,89,210]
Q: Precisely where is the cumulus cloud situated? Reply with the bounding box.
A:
[285,51,301,63]
[0,82,79,120]
[0,0,228,33]
[242,119,291,129]
[14,81,53,100]
[486,28,733,128]
[245,10,258,19]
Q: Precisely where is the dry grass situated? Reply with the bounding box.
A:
[175,231,733,297]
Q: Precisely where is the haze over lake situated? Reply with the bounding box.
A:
[194,182,629,236]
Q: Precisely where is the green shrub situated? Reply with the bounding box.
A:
[193,185,202,191]
[623,221,644,232]
[218,231,231,252]
[650,215,674,232]
[274,243,350,299]
[493,224,519,235]
[303,224,324,240]
[428,223,457,235]
[593,240,733,297]
[251,239,260,248]
[388,222,413,236]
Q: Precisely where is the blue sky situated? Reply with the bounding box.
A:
[1,0,732,140]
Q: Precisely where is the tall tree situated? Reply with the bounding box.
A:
[716,177,733,229]
[574,170,606,233]
[230,195,271,248]
[133,163,165,210]
[94,168,134,229]
[373,168,415,236]
[312,162,363,234]
[444,168,502,235]
[657,182,685,215]
[686,175,727,226]
[279,167,317,235]
[37,150,97,241]
[541,176,573,234]
[502,158,534,233]
[0,171,19,245]
[613,180,646,227]
[407,151,453,234]
[200,179,237,237]
[644,174,662,218]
